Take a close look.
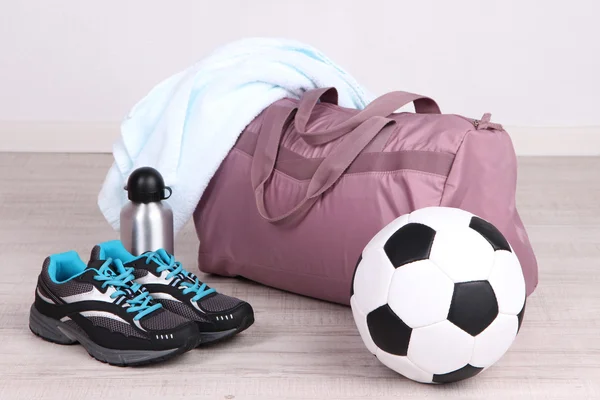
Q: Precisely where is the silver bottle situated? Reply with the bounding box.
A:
[120,167,174,256]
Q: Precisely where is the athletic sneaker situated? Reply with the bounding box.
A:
[90,240,254,345]
[30,251,201,366]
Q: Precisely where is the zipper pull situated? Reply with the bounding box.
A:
[475,113,503,131]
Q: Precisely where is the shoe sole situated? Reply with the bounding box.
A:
[29,305,199,366]
[197,313,255,346]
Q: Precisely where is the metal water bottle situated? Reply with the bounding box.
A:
[120,167,174,256]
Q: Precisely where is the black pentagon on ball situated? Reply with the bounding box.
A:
[432,364,484,384]
[350,254,362,297]
[383,223,436,268]
[447,281,499,336]
[366,304,412,356]
[469,216,511,252]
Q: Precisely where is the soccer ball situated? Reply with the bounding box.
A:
[351,207,526,384]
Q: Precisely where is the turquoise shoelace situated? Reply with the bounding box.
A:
[93,258,162,320]
[139,249,215,302]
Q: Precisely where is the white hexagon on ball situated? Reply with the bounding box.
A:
[350,296,378,355]
[408,320,475,375]
[429,228,495,283]
[471,314,518,368]
[352,247,396,314]
[387,260,454,328]
[362,214,409,255]
[408,207,473,232]
[488,250,526,315]
[376,349,433,383]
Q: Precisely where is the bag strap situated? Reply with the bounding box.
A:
[251,104,395,223]
[296,87,441,146]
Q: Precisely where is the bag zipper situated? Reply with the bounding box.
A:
[457,113,504,131]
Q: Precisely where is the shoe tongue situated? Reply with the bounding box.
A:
[87,259,117,277]
[145,250,195,284]
[151,249,172,265]
[87,259,106,270]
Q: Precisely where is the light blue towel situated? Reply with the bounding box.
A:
[98,38,374,233]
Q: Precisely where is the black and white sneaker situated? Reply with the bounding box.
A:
[91,241,255,345]
[30,251,201,366]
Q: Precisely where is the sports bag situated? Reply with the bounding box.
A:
[194,87,538,305]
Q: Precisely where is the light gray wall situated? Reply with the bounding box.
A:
[1,0,599,153]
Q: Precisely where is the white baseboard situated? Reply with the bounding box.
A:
[0,121,120,153]
[506,126,600,156]
[0,121,598,156]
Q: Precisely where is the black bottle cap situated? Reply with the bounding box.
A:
[125,167,172,203]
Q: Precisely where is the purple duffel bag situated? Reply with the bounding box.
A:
[194,87,538,305]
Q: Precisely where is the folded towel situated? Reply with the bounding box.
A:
[98,38,374,233]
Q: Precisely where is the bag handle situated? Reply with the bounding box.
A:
[251,104,395,223]
[296,87,441,146]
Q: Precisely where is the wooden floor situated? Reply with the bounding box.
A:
[0,153,598,400]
